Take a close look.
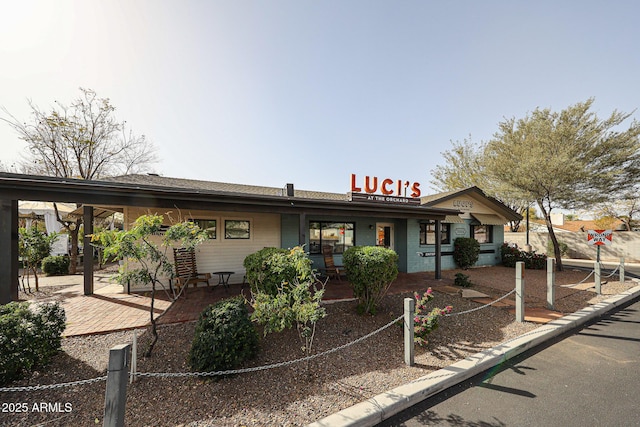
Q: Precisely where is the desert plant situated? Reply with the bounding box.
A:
[18,227,58,291]
[189,297,258,374]
[546,239,568,257]
[343,246,399,315]
[0,301,66,385]
[501,243,547,270]
[42,255,71,276]
[453,237,480,269]
[412,289,452,346]
[249,246,326,364]
[92,214,208,356]
[454,272,473,287]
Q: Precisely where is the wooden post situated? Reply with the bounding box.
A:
[547,257,555,310]
[595,261,601,295]
[103,343,131,427]
[515,262,525,322]
[404,298,415,366]
[620,257,625,284]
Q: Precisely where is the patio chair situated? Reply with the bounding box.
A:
[320,246,343,282]
[172,247,212,294]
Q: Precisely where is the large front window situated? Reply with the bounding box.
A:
[419,222,451,245]
[471,225,493,244]
[309,222,355,254]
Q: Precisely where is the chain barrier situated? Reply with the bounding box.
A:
[558,262,622,289]
[433,289,517,317]
[601,262,620,279]
[0,376,107,393]
[558,269,595,288]
[137,314,404,379]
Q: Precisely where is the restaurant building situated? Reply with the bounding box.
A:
[0,172,521,301]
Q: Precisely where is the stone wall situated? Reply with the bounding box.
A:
[504,231,640,262]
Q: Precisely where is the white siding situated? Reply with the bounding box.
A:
[121,208,281,290]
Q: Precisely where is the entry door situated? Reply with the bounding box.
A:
[376,223,394,250]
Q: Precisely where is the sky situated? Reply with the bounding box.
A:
[1,0,639,195]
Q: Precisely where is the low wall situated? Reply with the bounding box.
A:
[504,231,640,262]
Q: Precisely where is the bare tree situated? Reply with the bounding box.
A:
[1,88,158,273]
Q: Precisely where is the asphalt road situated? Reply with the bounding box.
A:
[379,297,640,427]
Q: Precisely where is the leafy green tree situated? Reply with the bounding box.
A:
[92,214,207,356]
[431,137,528,232]
[18,226,57,291]
[1,88,158,274]
[485,99,640,270]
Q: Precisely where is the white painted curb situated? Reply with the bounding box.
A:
[308,285,640,427]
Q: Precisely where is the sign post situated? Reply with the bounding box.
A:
[586,229,613,262]
[587,230,612,295]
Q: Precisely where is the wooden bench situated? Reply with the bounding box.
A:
[172,247,212,294]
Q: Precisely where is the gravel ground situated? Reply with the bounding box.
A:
[1,267,637,427]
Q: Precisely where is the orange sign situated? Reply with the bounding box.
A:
[350,174,421,198]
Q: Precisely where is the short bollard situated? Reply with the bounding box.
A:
[515,262,525,322]
[595,261,601,295]
[547,258,555,310]
[104,343,131,427]
[620,257,625,284]
[404,298,415,367]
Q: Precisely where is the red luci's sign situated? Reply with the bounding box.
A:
[350,174,421,198]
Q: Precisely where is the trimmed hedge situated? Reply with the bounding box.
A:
[343,246,398,315]
[453,237,480,269]
[42,255,70,276]
[189,297,258,374]
[0,302,66,385]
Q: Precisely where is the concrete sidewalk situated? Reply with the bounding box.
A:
[309,282,640,427]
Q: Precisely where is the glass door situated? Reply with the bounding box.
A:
[376,223,394,250]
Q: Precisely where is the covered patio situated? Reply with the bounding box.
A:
[1,172,455,305]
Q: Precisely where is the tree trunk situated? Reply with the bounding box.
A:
[539,202,563,271]
[68,219,81,274]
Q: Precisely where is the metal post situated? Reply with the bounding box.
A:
[83,206,94,296]
[595,261,601,295]
[435,219,442,280]
[620,257,625,284]
[547,257,555,310]
[515,261,525,322]
[0,199,19,304]
[103,343,131,427]
[404,298,415,366]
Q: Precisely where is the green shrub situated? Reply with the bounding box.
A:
[42,255,70,276]
[0,302,66,385]
[189,297,258,373]
[244,247,313,296]
[453,237,480,269]
[454,272,473,287]
[500,243,547,270]
[343,246,399,315]
[546,240,569,257]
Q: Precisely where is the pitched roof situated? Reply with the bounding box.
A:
[420,186,523,222]
[105,174,348,201]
